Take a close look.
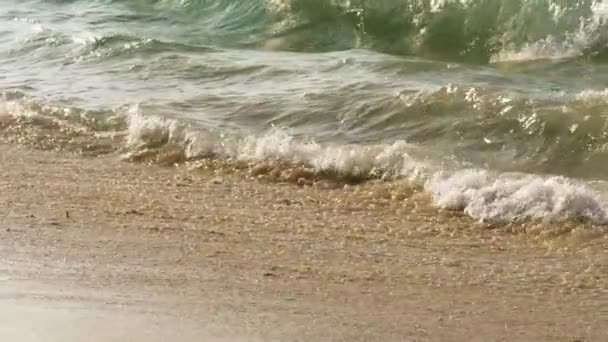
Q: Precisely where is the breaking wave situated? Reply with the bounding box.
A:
[124,108,608,225]
[2,92,608,225]
[8,0,608,64]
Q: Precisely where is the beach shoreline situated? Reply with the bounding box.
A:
[0,142,606,341]
[3,1,608,340]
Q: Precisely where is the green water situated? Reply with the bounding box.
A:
[3,0,608,224]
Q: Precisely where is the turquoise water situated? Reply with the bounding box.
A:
[3,0,608,224]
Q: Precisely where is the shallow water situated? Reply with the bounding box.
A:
[3,0,608,225]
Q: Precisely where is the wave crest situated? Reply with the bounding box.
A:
[428,170,608,224]
[264,0,608,63]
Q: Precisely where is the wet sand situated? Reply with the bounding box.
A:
[0,143,606,341]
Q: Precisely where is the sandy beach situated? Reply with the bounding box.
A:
[3,1,608,340]
[0,140,605,341]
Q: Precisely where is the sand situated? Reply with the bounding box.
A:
[0,143,606,341]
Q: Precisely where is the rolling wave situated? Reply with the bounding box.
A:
[8,0,608,64]
[104,0,608,63]
[4,1,608,228]
[2,94,608,225]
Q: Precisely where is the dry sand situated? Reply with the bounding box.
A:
[0,143,606,341]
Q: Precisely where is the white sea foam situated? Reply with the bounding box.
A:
[126,111,428,181]
[427,170,608,224]
[126,108,186,148]
[491,2,608,64]
[125,111,608,225]
[490,38,583,63]
[575,88,608,102]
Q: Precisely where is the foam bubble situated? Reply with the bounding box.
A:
[124,109,429,181]
[236,132,427,181]
[575,88,608,102]
[490,38,582,63]
[491,4,608,64]
[126,109,186,148]
[427,170,608,224]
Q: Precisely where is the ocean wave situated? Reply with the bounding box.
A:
[123,108,608,225]
[264,0,608,63]
[125,109,429,182]
[3,94,608,225]
[428,170,608,224]
[4,18,215,64]
[74,35,216,62]
[12,0,608,64]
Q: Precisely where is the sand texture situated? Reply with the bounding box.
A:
[0,143,607,341]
